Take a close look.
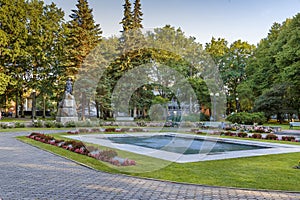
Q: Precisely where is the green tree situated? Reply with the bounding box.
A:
[68,0,102,120]
[120,0,133,32]
[0,0,27,116]
[133,0,143,29]
[247,16,299,119]
[68,0,102,78]
[0,72,10,95]
[275,14,300,116]
[205,37,229,67]
[25,0,67,118]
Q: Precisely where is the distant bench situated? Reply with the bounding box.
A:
[290,122,300,129]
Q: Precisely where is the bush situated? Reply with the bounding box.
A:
[251,133,262,139]
[105,128,116,132]
[282,136,296,141]
[226,112,267,125]
[223,131,236,136]
[76,121,92,127]
[1,123,8,129]
[15,122,25,128]
[237,132,248,138]
[200,113,210,121]
[55,122,64,128]
[33,120,44,128]
[44,121,55,128]
[265,133,278,140]
[65,121,76,128]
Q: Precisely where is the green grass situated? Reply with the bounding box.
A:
[0,127,70,132]
[17,134,300,191]
[264,122,300,130]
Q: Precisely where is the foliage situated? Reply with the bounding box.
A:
[15,122,25,128]
[33,120,44,128]
[44,121,56,128]
[265,133,278,140]
[65,121,76,128]
[246,15,300,117]
[67,0,102,121]
[132,0,143,29]
[0,73,10,95]
[282,136,296,141]
[55,122,64,128]
[205,38,255,114]
[226,112,267,125]
[251,133,262,139]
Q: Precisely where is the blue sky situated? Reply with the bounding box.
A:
[44,0,300,45]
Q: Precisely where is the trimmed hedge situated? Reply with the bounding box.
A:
[226,112,267,125]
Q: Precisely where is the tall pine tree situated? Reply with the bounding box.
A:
[133,0,143,29]
[120,0,133,32]
[68,0,102,78]
[68,0,102,120]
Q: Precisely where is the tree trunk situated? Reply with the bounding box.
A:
[95,101,100,118]
[32,91,36,119]
[15,90,19,118]
[20,94,25,118]
[88,99,91,118]
[81,93,86,121]
[42,96,46,118]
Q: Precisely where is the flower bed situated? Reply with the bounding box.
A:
[27,132,136,166]
[218,131,299,142]
[66,127,148,135]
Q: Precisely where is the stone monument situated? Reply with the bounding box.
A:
[56,78,78,124]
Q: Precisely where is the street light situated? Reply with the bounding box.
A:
[210,92,219,121]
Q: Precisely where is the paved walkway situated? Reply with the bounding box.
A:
[0,131,299,200]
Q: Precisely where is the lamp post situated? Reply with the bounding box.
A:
[210,92,219,121]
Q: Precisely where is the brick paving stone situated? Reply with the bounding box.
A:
[0,131,300,200]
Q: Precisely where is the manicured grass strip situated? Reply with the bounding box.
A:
[0,127,71,132]
[18,135,300,191]
[139,153,300,191]
[263,123,300,130]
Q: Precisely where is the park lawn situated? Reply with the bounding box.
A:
[263,123,300,130]
[0,127,69,132]
[17,134,300,192]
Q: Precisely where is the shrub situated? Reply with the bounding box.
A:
[265,133,278,140]
[15,122,25,128]
[251,133,262,139]
[90,128,100,133]
[92,150,118,162]
[136,120,146,127]
[223,131,236,136]
[105,128,116,132]
[45,121,55,128]
[78,128,90,133]
[226,112,267,125]
[282,136,296,141]
[33,120,44,128]
[76,121,92,127]
[55,122,64,128]
[1,123,8,129]
[65,121,76,128]
[237,132,248,138]
[200,112,210,121]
